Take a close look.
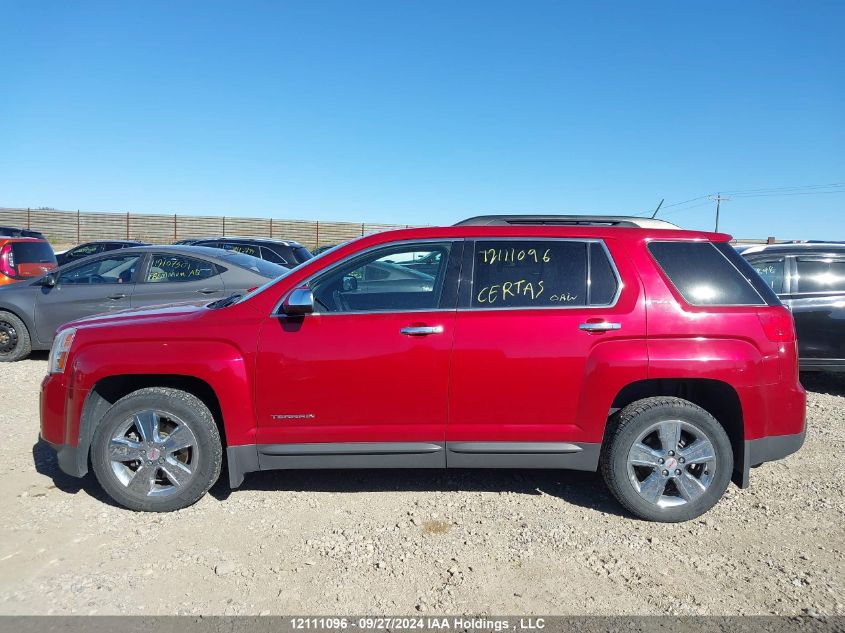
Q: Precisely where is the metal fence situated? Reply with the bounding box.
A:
[0,207,415,250]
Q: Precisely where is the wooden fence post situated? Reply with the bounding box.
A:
[222,216,226,237]
[76,210,80,243]
[126,212,130,239]
[174,214,177,241]
[27,208,31,229]
[269,218,273,239]
[315,221,320,248]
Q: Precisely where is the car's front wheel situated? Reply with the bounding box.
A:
[0,311,32,362]
[90,387,222,512]
[601,396,733,522]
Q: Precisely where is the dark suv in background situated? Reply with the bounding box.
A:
[743,242,845,372]
[56,240,149,265]
[175,237,312,268]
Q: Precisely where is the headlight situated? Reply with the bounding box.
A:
[49,328,77,374]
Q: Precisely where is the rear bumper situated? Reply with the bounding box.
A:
[736,429,806,488]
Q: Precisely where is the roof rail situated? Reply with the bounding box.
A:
[454,215,680,229]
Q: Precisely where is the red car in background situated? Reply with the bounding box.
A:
[39,216,806,522]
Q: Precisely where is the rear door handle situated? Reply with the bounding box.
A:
[579,321,621,332]
[107,293,127,300]
[400,325,444,336]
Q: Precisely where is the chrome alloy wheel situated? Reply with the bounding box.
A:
[626,419,717,508]
[108,410,199,497]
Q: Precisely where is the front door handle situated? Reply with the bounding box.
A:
[400,325,444,336]
[107,293,127,300]
[196,288,218,295]
[579,321,621,332]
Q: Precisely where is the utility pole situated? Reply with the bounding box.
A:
[709,193,730,232]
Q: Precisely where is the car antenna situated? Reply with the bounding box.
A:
[650,198,665,218]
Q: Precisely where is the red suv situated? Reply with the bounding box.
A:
[39,216,806,522]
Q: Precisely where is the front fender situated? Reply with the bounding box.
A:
[65,339,258,457]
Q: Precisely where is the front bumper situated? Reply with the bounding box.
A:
[40,373,89,478]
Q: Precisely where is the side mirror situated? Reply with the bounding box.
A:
[342,275,358,292]
[42,273,57,287]
[281,287,314,316]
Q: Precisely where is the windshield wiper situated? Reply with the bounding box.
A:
[207,293,242,309]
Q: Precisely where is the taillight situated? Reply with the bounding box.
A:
[757,307,795,342]
[0,245,16,278]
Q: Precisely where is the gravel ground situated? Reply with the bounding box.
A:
[0,355,843,616]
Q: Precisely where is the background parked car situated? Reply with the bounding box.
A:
[174,237,312,268]
[56,240,149,265]
[0,237,57,285]
[742,242,845,372]
[0,245,285,361]
[311,244,338,255]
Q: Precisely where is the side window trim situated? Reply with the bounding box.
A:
[746,255,787,295]
[278,238,464,315]
[458,238,622,311]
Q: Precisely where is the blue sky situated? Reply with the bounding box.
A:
[1,1,843,239]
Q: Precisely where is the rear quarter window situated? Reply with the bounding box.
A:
[649,241,767,306]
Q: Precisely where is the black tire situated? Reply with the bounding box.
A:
[0,310,32,362]
[601,396,733,522]
[91,387,222,512]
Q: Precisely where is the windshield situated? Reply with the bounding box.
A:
[219,251,287,278]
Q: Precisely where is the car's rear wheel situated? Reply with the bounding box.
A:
[90,387,222,512]
[0,311,31,362]
[601,396,732,522]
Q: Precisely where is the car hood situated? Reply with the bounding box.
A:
[64,300,210,331]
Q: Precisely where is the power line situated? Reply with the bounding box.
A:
[721,182,845,195]
[639,181,845,218]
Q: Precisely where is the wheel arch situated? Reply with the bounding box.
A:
[0,303,36,341]
[607,378,747,488]
[76,374,227,476]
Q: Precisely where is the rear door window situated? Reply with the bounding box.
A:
[795,258,845,293]
[649,241,765,306]
[145,255,217,283]
[748,257,786,293]
[470,240,606,308]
